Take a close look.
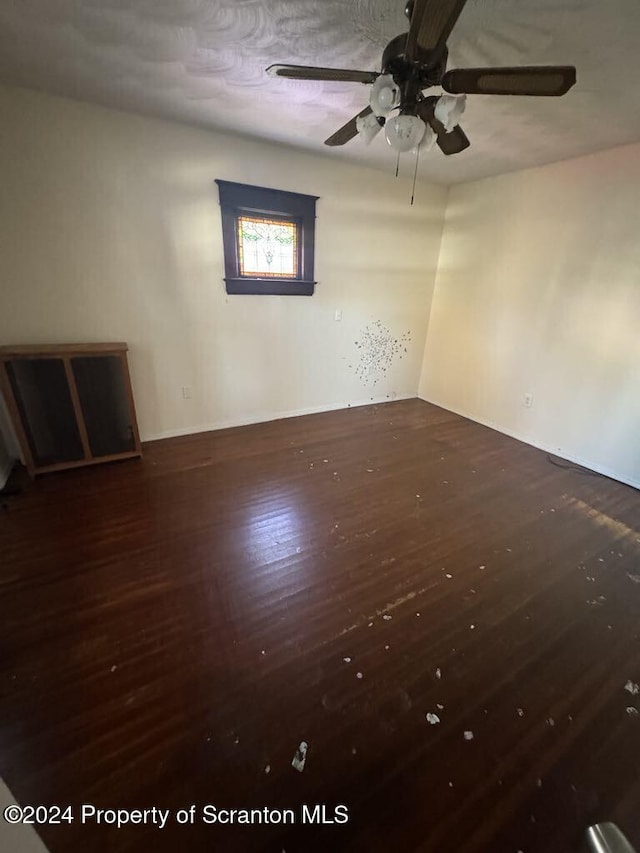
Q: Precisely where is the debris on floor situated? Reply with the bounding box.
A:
[110,665,117,672]
[383,614,392,621]
[292,741,308,773]
[264,765,271,774]
[463,731,474,741]
[626,707,638,716]
[435,668,442,679]
[546,717,555,727]
[625,680,639,695]
[356,672,363,679]
[426,713,441,725]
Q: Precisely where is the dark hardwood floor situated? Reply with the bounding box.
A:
[1,399,640,853]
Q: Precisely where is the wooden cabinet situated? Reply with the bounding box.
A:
[0,343,142,476]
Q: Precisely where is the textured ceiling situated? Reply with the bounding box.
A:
[1,0,640,184]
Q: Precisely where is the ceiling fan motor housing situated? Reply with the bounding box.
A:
[382,34,447,114]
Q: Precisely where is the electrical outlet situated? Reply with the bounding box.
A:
[334,309,342,322]
[182,386,192,399]
[524,392,533,408]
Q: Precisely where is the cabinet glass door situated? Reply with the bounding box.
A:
[6,358,85,466]
[71,355,136,457]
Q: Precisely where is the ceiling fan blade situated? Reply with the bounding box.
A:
[406,0,469,62]
[417,99,470,155]
[324,107,373,146]
[442,65,577,96]
[267,64,379,84]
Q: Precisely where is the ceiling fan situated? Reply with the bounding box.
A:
[266,0,577,156]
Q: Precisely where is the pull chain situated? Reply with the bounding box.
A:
[410,143,421,205]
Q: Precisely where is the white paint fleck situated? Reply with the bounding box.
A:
[234,736,240,744]
[479,565,486,570]
[435,668,442,679]
[448,781,453,787]
[343,657,352,663]
[383,614,392,621]
[436,703,444,710]
[470,624,475,630]
[292,741,308,772]
[110,665,117,673]
[625,680,640,695]
[384,644,390,650]
[368,622,374,628]
[416,612,421,617]
[356,672,363,679]
[323,459,329,463]
[546,717,555,727]
[351,747,357,755]
[366,469,374,473]
[445,574,452,579]
[626,707,638,715]
[463,731,474,741]
[426,713,441,725]
[264,764,271,774]
[537,778,543,788]
[517,708,524,717]
[626,573,640,584]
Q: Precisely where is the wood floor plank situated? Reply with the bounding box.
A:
[1,399,639,853]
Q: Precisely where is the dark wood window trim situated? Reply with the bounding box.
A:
[215,180,318,296]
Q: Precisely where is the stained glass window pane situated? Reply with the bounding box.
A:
[237,215,298,279]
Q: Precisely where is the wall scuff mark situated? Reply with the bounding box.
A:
[350,321,411,386]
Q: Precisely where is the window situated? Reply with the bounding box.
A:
[215,180,318,296]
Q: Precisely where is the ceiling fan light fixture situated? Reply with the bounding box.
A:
[369,74,400,117]
[385,114,427,152]
[356,112,384,144]
[434,94,467,132]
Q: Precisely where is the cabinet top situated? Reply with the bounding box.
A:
[0,343,129,358]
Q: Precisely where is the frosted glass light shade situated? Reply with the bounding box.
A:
[370,74,400,117]
[356,112,383,144]
[434,94,466,132]
[385,114,427,152]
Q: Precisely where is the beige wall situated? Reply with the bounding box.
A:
[0,84,447,440]
[420,142,640,488]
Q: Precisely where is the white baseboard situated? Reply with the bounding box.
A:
[418,394,640,492]
[144,393,416,443]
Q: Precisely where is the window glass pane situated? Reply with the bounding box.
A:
[237,215,298,278]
